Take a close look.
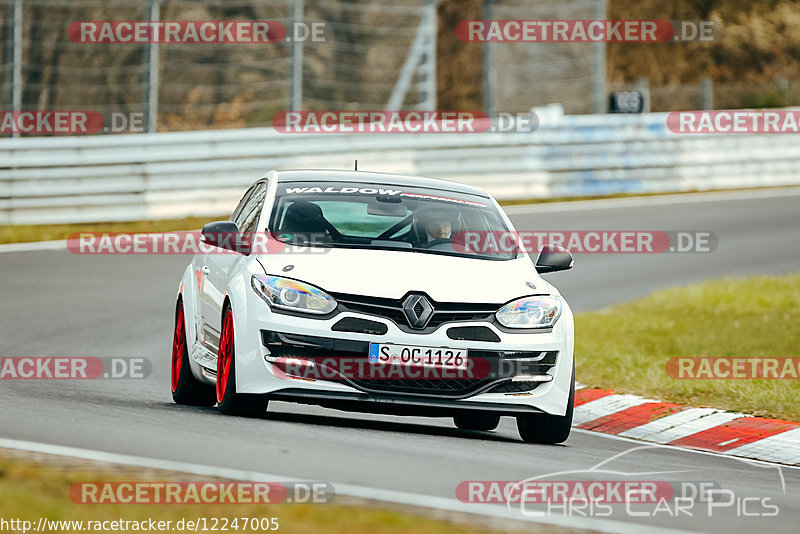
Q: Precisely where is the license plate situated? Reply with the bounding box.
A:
[369,343,468,369]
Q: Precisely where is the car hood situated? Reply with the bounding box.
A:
[256,247,546,303]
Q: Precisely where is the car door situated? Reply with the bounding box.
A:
[197,182,268,353]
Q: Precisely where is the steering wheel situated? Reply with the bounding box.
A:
[420,238,453,249]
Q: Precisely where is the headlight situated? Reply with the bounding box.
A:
[496,295,562,328]
[251,275,337,315]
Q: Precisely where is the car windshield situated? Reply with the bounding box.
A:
[268,181,517,260]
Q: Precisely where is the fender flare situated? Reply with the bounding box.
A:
[177,263,206,382]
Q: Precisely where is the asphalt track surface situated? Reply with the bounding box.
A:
[1,188,799,533]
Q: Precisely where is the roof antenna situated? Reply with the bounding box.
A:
[354,159,358,171]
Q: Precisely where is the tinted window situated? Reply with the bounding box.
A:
[234,182,268,234]
[230,185,256,225]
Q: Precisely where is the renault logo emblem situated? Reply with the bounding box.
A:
[402,294,433,329]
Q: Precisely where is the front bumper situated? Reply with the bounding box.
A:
[224,289,575,416]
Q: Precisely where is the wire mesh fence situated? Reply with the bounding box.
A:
[487,0,600,115]
[0,0,432,132]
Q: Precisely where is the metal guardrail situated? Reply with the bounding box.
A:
[2,112,800,224]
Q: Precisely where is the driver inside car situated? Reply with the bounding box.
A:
[412,208,458,247]
[425,219,452,240]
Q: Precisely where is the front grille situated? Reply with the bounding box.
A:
[261,330,557,398]
[347,376,491,396]
[331,292,499,332]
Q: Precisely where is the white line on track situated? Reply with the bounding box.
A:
[0,437,697,534]
[502,186,800,215]
[572,428,800,471]
[725,428,800,464]
[0,239,67,254]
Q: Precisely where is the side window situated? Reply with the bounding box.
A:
[234,182,268,235]
[230,186,256,225]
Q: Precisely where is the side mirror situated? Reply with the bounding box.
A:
[535,244,573,273]
[201,221,244,253]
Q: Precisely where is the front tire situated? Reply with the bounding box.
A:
[454,413,501,431]
[171,301,216,406]
[216,307,268,417]
[516,373,574,444]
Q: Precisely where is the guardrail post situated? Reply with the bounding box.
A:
[418,0,439,110]
[636,77,651,113]
[591,0,607,114]
[289,0,304,111]
[7,0,23,138]
[144,0,160,133]
[481,0,497,117]
[701,76,713,110]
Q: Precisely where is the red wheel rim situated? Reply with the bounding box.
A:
[171,306,185,393]
[217,311,234,403]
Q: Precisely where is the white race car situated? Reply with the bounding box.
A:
[171,170,575,443]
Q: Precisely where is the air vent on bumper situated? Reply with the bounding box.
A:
[331,317,388,335]
[446,326,500,343]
